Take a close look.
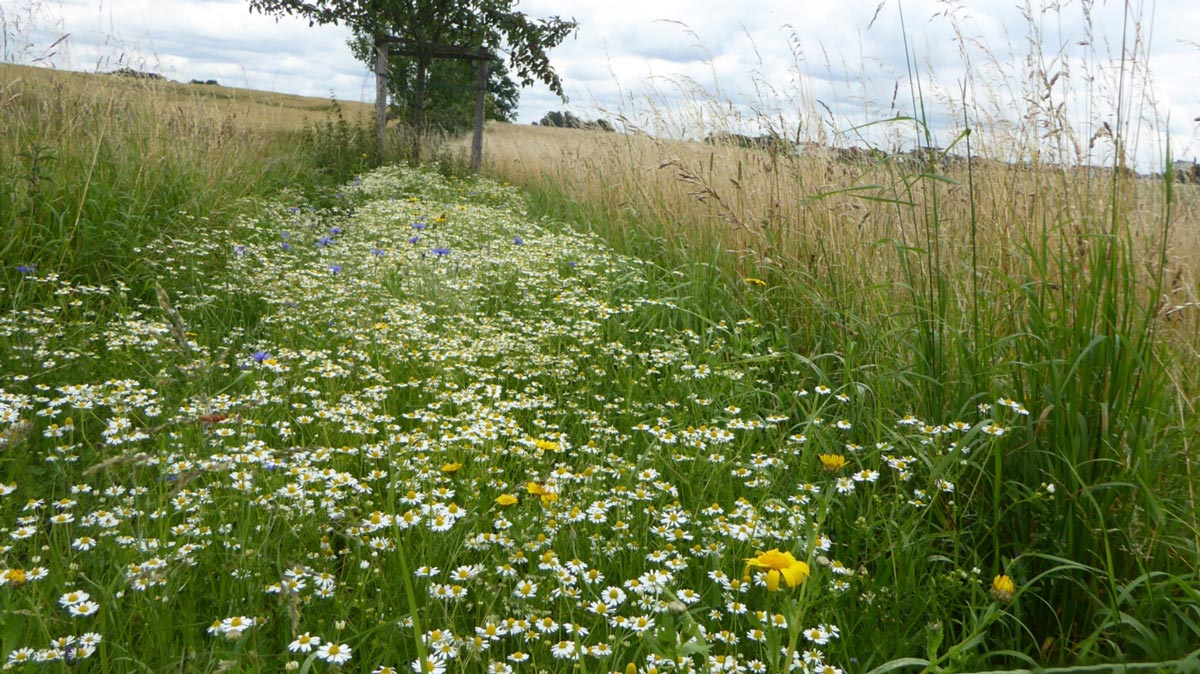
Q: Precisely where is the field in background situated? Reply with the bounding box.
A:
[1,62,372,131]
[469,121,1198,336]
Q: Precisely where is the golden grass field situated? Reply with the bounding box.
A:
[470,121,1199,300]
[458,122,1199,363]
[1,61,372,132]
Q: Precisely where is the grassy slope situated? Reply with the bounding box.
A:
[1,63,373,130]
[1,63,381,298]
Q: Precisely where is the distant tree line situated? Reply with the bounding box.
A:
[109,68,165,80]
[1172,160,1200,183]
[703,131,796,154]
[108,69,221,87]
[534,110,613,132]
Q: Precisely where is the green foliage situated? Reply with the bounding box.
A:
[297,98,377,182]
[250,0,575,161]
[349,34,519,134]
[247,0,577,99]
[536,110,614,131]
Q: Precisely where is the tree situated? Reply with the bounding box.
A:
[349,38,519,135]
[248,0,577,161]
[537,110,582,128]
[537,110,614,132]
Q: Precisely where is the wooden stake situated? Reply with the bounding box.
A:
[374,36,388,158]
[471,58,488,173]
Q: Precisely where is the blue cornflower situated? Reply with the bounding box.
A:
[413,222,427,231]
[409,236,420,244]
[251,350,271,364]
[316,236,333,248]
[432,247,451,257]
[329,227,343,235]
[371,246,386,257]
[514,236,524,245]
[17,264,36,275]
[329,264,343,274]
[233,245,246,256]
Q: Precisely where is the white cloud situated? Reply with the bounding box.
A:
[13,0,372,97]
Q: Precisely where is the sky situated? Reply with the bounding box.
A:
[5,0,1199,168]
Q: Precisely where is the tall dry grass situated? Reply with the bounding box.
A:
[474,122,1197,330]
[471,121,1200,662]
[462,3,1200,657]
[1,62,380,290]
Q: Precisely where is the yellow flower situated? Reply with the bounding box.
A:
[745,549,810,590]
[743,277,767,287]
[991,574,1015,602]
[1,568,27,587]
[818,454,847,471]
[765,569,781,592]
[441,462,462,473]
[495,494,518,507]
[525,482,558,506]
[533,438,560,452]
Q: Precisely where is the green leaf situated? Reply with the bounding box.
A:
[865,657,931,674]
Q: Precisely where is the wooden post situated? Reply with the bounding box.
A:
[374,36,388,158]
[470,58,488,173]
[377,37,491,168]
[412,54,426,166]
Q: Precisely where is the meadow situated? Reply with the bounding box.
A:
[2,19,1200,674]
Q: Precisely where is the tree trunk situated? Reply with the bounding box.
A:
[374,36,388,159]
[470,58,488,173]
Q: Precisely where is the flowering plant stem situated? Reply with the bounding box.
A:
[394,534,430,671]
[780,490,832,671]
